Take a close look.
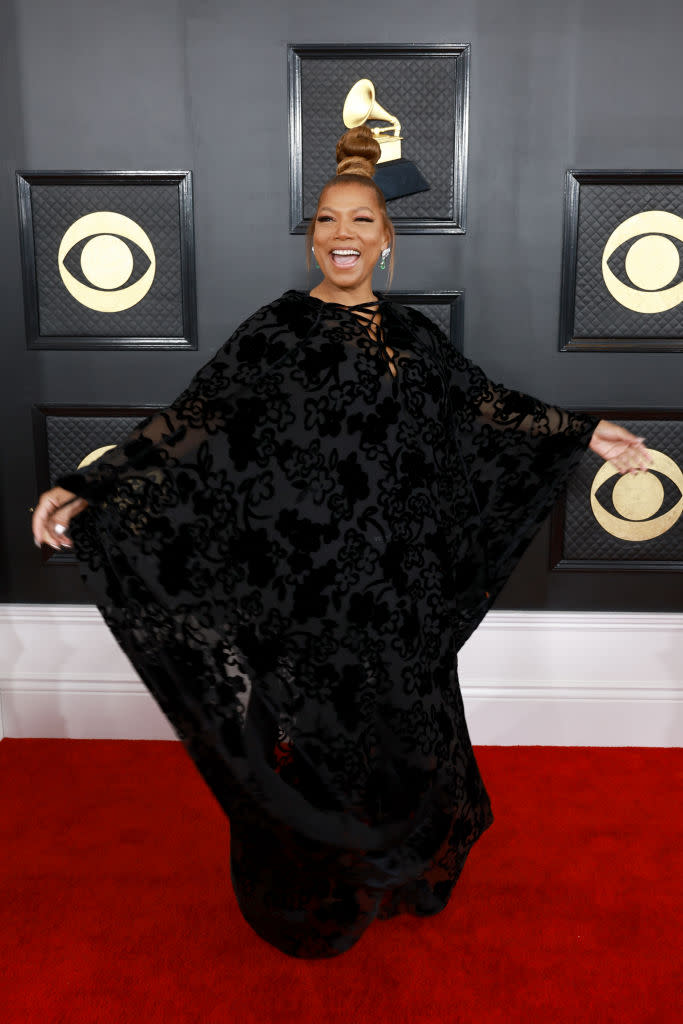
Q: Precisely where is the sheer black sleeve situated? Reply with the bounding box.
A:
[55,295,321,507]
[398,305,599,642]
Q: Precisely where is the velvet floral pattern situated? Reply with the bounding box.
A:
[58,291,598,958]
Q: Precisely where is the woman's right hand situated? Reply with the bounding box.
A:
[32,487,89,551]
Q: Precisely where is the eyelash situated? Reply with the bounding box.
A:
[316,216,374,223]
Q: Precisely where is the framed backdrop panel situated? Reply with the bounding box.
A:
[559,170,683,352]
[384,290,464,350]
[32,404,160,565]
[17,171,197,350]
[550,410,683,572]
[288,44,470,234]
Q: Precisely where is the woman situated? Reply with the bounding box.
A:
[32,127,650,958]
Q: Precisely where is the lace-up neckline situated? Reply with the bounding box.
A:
[322,298,397,378]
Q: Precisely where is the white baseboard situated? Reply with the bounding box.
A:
[1,605,681,746]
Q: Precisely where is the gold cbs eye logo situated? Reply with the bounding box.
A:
[590,449,683,541]
[602,211,683,314]
[58,211,156,313]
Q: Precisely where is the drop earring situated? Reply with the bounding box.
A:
[379,246,391,271]
[312,245,320,270]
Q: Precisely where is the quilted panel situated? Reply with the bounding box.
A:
[407,302,451,338]
[45,414,149,483]
[562,419,683,563]
[31,184,185,337]
[301,57,456,220]
[573,183,683,338]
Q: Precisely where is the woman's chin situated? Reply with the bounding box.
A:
[321,265,372,291]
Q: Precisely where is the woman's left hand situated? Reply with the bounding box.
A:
[589,420,653,474]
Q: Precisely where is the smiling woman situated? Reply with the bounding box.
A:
[31,125,652,961]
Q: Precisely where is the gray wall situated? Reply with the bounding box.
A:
[2,0,681,609]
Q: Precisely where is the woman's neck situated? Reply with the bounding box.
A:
[309,282,378,306]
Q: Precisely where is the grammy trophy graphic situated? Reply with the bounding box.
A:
[342,79,431,201]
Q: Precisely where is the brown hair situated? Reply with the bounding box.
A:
[306,126,396,284]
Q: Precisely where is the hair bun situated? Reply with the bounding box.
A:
[335,126,381,178]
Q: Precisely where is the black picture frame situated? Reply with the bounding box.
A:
[288,44,470,234]
[550,409,683,572]
[384,289,464,350]
[559,170,683,352]
[17,171,198,350]
[32,403,160,565]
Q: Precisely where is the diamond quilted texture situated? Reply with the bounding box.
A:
[573,183,683,338]
[561,419,683,563]
[406,302,451,339]
[301,57,456,221]
[31,184,185,338]
[46,413,150,483]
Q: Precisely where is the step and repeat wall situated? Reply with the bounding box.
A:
[2,0,681,613]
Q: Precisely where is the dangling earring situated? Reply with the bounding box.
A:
[311,245,320,270]
[379,246,391,271]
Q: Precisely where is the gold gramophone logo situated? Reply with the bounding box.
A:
[590,449,683,541]
[343,79,403,164]
[602,211,683,314]
[58,211,156,313]
[342,79,430,200]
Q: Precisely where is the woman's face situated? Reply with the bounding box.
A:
[312,182,389,297]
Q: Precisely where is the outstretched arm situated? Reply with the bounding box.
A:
[444,341,652,476]
[31,295,308,553]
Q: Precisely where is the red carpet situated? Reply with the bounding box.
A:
[1,740,680,1023]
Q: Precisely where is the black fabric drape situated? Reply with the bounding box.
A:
[57,290,598,957]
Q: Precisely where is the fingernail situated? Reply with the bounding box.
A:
[34,539,41,548]
[54,524,67,535]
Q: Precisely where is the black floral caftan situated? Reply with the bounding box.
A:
[57,290,598,958]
